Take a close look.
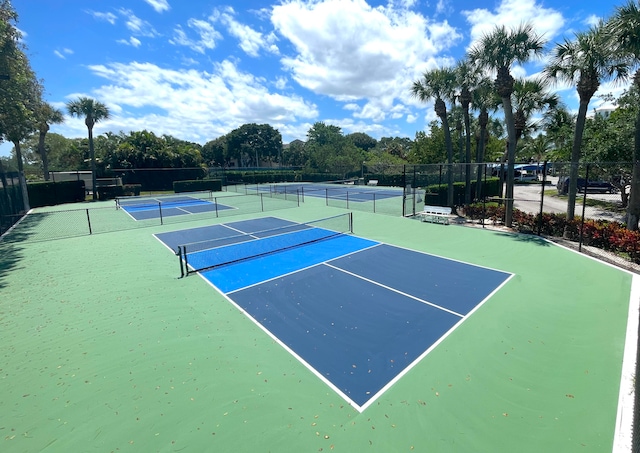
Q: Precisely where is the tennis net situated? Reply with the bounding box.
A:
[178,212,353,277]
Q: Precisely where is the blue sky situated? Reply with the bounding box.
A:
[1,0,624,157]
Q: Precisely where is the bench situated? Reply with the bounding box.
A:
[417,205,452,225]
[367,179,378,186]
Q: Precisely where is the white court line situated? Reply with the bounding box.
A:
[613,273,640,453]
[324,262,464,318]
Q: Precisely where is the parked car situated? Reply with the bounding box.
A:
[515,170,539,182]
[557,177,618,194]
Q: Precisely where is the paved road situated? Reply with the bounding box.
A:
[513,178,625,222]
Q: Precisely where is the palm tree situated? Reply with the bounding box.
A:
[608,1,640,230]
[541,105,575,159]
[544,22,627,222]
[471,77,499,199]
[411,67,457,208]
[512,78,560,146]
[455,60,481,204]
[66,97,110,200]
[468,23,546,227]
[35,102,64,181]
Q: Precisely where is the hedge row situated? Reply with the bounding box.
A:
[174,179,222,193]
[104,168,208,191]
[27,180,85,207]
[97,184,142,200]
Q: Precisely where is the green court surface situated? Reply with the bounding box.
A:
[0,195,636,452]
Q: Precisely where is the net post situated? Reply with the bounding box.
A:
[373,193,376,213]
[86,209,92,235]
[325,189,328,206]
[349,212,353,233]
[301,186,305,202]
[158,202,163,225]
[214,196,219,217]
[183,245,191,276]
[346,191,349,209]
[260,193,264,211]
[178,246,185,278]
[297,189,300,207]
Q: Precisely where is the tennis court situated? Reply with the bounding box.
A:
[117,192,234,220]
[231,181,404,203]
[0,194,637,452]
[155,215,512,410]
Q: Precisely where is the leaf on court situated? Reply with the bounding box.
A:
[566,394,575,399]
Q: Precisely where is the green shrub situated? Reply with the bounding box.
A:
[173,179,222,193]
[27,180,85,207]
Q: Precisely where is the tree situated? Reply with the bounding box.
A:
[407,123,447,165]
[0,1,42,175]
[227,123,282,168]
[305,122,364,176]
[35,102,64,180]
[202,136,228,167]
[471,77,498,199]
[411,67,457,208]
[544,22,627,223]
[468,23,546,227]
[66,97,111,200]
[608,0,640,230]
[455,60,481,203]
[512,78,559,144]
[346,132,377,152]
[541,105,575,160]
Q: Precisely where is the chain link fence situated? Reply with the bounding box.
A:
[0,169,28,235]
[1,192,299,243]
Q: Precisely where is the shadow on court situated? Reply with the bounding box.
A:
[496,231,552,246]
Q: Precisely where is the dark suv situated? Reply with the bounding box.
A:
[557,177,617,195]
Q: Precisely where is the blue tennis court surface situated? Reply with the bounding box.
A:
[246,182,403,202]
[155,216,512,410]
[119,195,233,220]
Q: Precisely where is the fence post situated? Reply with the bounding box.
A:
[537,160,548,236]
[578,164,590,253]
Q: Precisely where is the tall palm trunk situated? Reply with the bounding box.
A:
[566,98,590,222]
[38,124,50,181]
[628,77,640,230]
[476,110,488,200]
[502,95,517,227]
[463,107,472,204]
[437,100,454,209]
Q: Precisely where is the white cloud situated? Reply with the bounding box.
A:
[88,11,117,24]
[214,7,279,57]
[53,48,73,59]
[79,61,318,143]
[118,9,158,37]
[170,19,222,54]
[144,0,170,13]
[270,0,461,123]
[463,0,565,46]
[584,14,601,27]
[117,37,142,47]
